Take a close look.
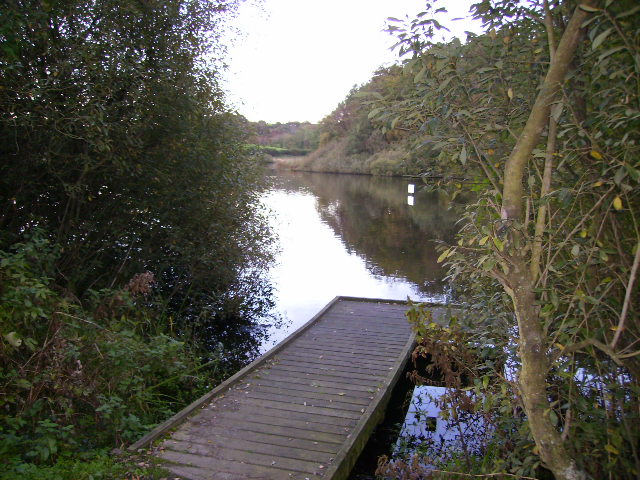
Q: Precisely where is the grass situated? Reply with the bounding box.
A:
[0,452,173,480]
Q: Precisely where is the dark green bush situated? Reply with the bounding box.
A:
[0,234,219,472]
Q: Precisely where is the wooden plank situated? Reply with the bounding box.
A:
[185,412,348,442]
[238,397,362,421]
[297,333,407,348]
[161,464,280,480]
[171,426,341,453]
[308,320,410,332]
[129,297,441,480]
[250,379,376,402]
[285,342,402,359]
[249,383,372,406]
[275,353,394,373]
[249,371,382,393]
[241,389,368,412]
[299,332,408,347]
[322,323,417,480]
[275,357,392,376]
[164,437,332,464]
[286,345,403,360]
[158,448,323,476]
[264,363,389,383]
[165,464,317,480]
[251,366,384,388]
[278,346,397,363]
[319,313,408,323]
[207,398,358,426]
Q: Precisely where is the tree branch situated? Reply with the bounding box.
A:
[553,338,624,366]
[611,241,640,349]
[500,0,597,221]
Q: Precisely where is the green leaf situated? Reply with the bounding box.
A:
[549,410,559,426]
[492,237,504,252]
[414,66,427,83]
[479,235,490,246]
[482,258,496,271]
[616,5,640,19]
[459,146,467,165]
[614,166,626,185]
[4,331,22,347]
[355,91,384,100]
[597,46,625,64]
[591,28,613,50]
[16,378,32,389]
[579,4,600,12]
[437,75,454,92]
[540,304,555,317]
[437,248,451,263]
[551,290,559,308]
[605,444,619,455]
[624,164,640,182]
[368,107,383,120]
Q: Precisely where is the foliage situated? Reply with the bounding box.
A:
[299,67,427,175]
[0,452,169,480]
[0,234,225,473]
[250,144,313,157]
[361,0,640,478]
[0,0,272,301]
[0,0,276,476]
[379,303,543,478]
[250,121,320,153]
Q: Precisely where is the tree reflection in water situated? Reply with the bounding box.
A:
[260,168,462,348]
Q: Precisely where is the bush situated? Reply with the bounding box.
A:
[0,234,220,473]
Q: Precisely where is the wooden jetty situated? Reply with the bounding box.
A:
[130,296,448,480]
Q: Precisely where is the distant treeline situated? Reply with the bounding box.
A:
[254,145,313,157]
[249,121,320,152]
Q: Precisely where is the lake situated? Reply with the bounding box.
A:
[259,168,459,351]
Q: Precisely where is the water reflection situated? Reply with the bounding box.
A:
[260,169,460,349]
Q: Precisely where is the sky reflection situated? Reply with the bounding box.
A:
[259,172,452,349]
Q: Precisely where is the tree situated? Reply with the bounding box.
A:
[0,0,275,470]
[371,0,639,478]
[0,0,270,306]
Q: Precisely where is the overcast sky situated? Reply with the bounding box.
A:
[221,0,483,124]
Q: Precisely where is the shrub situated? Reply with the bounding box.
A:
[0,234,220,473]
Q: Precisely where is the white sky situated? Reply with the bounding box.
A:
[221,0,483,124]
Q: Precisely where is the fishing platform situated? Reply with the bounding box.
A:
[130,296,449,480]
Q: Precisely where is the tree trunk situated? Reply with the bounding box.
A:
[506,258,587,480]
[499,2,598,479]
[501,1,596,221]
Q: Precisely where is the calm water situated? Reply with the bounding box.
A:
[259,168,459,350]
